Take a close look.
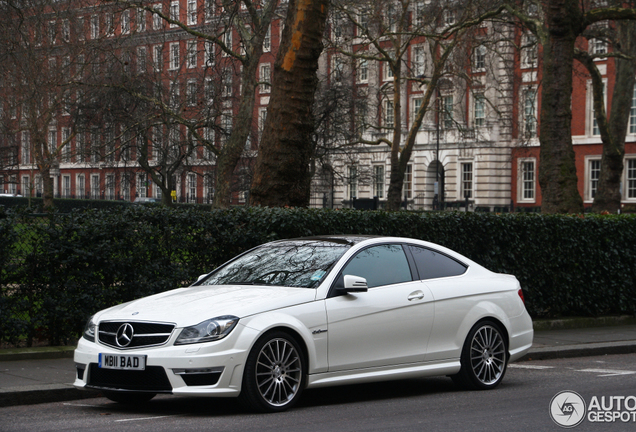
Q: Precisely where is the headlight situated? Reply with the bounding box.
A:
[175,315,239,345]
[83,315,96,342]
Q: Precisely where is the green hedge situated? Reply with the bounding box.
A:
[1,206,635,346]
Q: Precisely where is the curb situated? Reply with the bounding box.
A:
[519,340,636,362]
[532,315,636,332]
[0,346,75,362]
[0,385,100,408]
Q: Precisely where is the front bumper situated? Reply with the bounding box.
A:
[73,323,257,397]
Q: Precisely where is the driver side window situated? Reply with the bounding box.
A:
[341,244,412,288]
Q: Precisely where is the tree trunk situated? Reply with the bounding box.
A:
[213,48,262,208]
[538,0,584,214]
[386,65,404,211]
[593,21,636,213]
[250,0,329,207]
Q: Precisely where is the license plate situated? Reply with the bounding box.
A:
[99,353,146,370]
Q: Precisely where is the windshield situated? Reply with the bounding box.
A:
[201,241,350,288]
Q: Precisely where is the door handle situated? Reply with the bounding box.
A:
[408,290,425,301]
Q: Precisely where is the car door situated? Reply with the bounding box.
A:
[404,244,471,362]
[325,244,435,372]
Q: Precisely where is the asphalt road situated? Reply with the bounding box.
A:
[1,353,635,432]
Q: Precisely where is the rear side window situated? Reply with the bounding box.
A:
[407,245,467,280]
[341,244,412,288]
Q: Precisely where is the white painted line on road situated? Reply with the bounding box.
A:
[509,364,555,370]
[576,368,636,377]
[62,403,102,407]
[115,415,177,423]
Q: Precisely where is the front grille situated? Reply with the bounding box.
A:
[87,364,172,392]
[98,321,175,349]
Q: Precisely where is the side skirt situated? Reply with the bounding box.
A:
[307,360,461,389]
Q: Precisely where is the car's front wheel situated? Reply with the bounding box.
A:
[239,331,306,413]
[452,320,508,390]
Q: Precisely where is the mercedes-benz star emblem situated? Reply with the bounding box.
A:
[116,323,135,347]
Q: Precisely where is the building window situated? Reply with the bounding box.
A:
[105,13,115,37]
[263,25,271,52]
[90,15,99,39]
[383,59,394,81]
[357,58,368,83]
[411,45,426,77]
[170,1,180,27]
[153,4,163,30]
[186,80,197,106]
[523,88,537,138]
[77,174,85,199]
[137,173,147,198]
[137,46,147,73]
[221,110,233,145]
[105,174,115,200]
[187,173,197,202]
[521,160,535,201]
[521,32,538,69]
[473,45,486,71]
[590,38,607,56]
[384,99,394,129]
[403,165,413,200]
[204,41,215,66]
[186,40,197,68]
[22,176,30,197]
[21,131,30,164]
[347,166,358,200]
[187,0,197,25]
[153,45,163,72]
[590,81,606,136]
[589,159,601,200]
[444,9,456,26]
[62,175,71,198]
[222,69,232,97]
[169,42,180,70]
[474,93,485,127]
[442,95,454,129]
[222,29,232,56]
[91,175,100,199]
[121,10,130,34]
[136,8,146,32]
[373,165,384,199]
[461,162,473,199]
[630,85,636,134]
[48,128,57,155]
[627,159,636,199]
[61,128,71,162]
[260,63,271,93]
[258,107,268,138]
[204,174,215,203]
[120,174,130,201]
[412,97,422,128]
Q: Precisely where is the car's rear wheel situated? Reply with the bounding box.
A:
[102,390,156,404]
[239,331,306,413]
[452,320,508,390]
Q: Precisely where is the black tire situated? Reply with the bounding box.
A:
[239,331,306,413]
[102,390,156,404]
[451,320,508,390]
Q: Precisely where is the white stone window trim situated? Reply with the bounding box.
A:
[517,157,537,204]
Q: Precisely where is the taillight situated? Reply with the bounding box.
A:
[518,288,525,304]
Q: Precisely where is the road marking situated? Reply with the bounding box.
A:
[509,364,555,370]
[115,415,177,423]
[576,368,636,377]
[63,403,102,407]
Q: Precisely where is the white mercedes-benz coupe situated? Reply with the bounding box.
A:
[74,236,533,412]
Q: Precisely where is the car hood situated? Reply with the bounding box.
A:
[94,285,317,327]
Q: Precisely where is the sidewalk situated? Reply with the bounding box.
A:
[1,320,636,408]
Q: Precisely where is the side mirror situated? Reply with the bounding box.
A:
[196,274,207,282]
[339,275,368,293]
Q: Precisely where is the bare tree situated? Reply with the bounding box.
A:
[575,20,636,213]
[103,0,282,207]
[505,0,636,213]
[0,0,94,209]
